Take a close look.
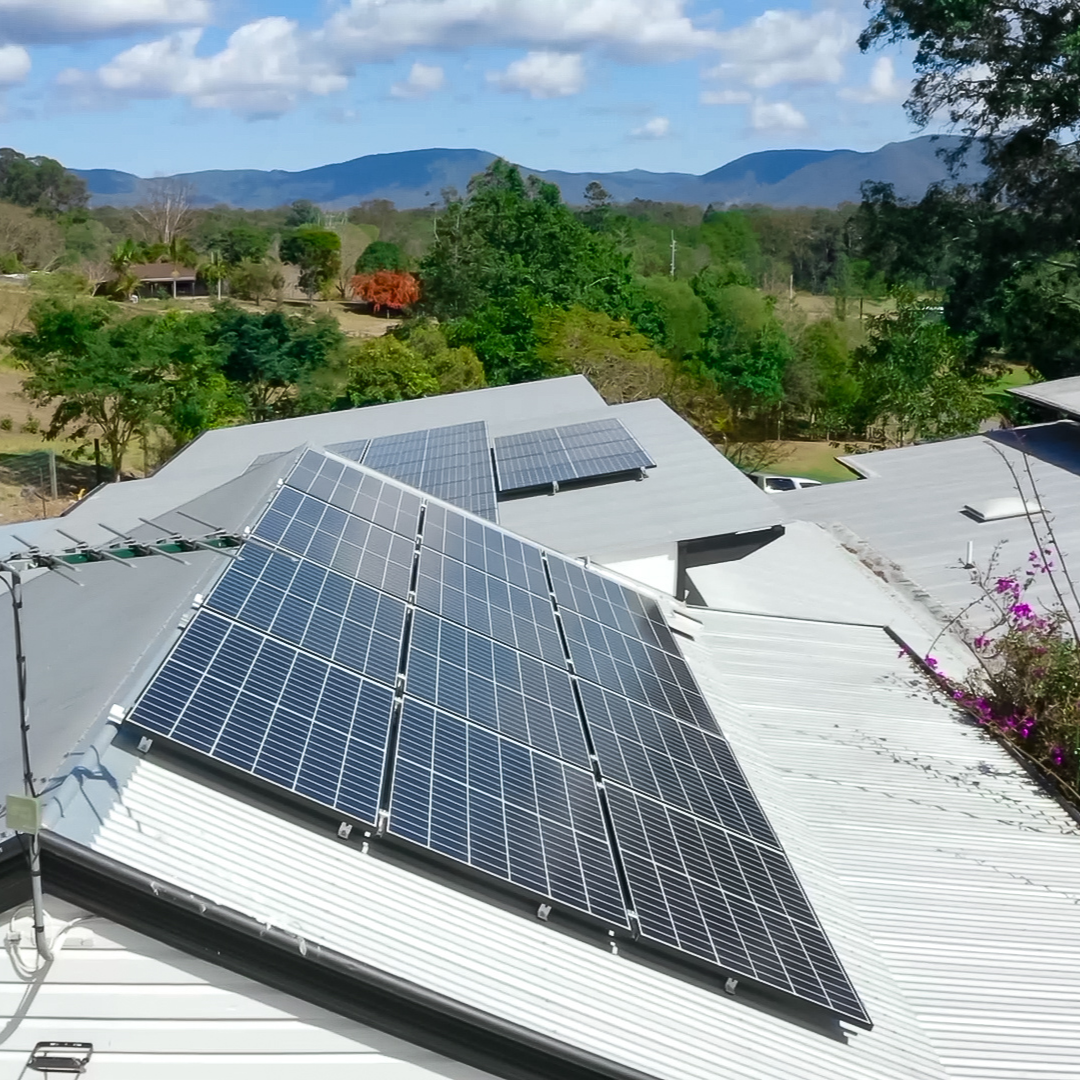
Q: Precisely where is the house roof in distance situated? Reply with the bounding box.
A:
[127,262,197,282]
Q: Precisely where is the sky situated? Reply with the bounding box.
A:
[0,0,927,178]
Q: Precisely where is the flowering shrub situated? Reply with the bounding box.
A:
[925,545,1080,798]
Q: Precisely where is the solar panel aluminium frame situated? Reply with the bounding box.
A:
[121,446,871,1027]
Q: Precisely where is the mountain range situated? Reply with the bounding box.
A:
[75,135,984,211]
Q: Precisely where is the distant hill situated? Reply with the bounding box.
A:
[75,136,985,211]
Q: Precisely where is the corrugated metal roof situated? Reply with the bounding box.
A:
[0,379,776,565]
[0,896,501,1080]
[780,427,1080,623]
[45,605,1080,1080]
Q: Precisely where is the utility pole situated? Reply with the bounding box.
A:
[670,231,677,279]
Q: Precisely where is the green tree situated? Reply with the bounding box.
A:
[280,227,341,300]
[419,160,654,379]
[227,260,285,306]
[637,276,709,362]
[10,300,171,478]
[860,1,1080,226]
[0,148,88,215]
[210,223,272,266]
[854,291,992,445]
[209,305,345,421]
[693,272,793,414]
[344,327,485,408]
[284,199,322,228]
[786,320,860,435]
[356,240,406,273]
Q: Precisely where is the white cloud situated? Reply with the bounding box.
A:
[488,51,585,99]
[325,0,720,63]
[700,88,751,106]
[631,115,670,139]
[0,0,210,45]
[839,56,909,104]
[709,9,853,89]
[750,98,807,132]
[60,19,348,117]
[0,44,30,86]
[390,61,445,99]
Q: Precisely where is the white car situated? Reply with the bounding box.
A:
[748,472,823,493]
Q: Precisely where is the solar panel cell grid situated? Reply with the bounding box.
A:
[255,485,415,599]
[406,608,590,768]
[389,698,628,925]
[326,439,371,463]
[493,418,654,493]
[578,681,778,847]
[415,547,565,666]
[207,541,406,688]
[605,784,869,1024]
[129,610,395,822]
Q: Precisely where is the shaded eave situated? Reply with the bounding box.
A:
[0,833,657,1080]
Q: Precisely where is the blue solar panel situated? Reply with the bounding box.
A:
[364,422,498,521]
[207,541,405,688]
[606,784,869,1024]
[326,438,371,463]
[129,610,395,822]
[494,418,654,493]
[389,697,628,925]
[124,447,869,1027]
[406,608,590,768]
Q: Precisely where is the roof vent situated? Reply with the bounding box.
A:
[963,497,1042,523]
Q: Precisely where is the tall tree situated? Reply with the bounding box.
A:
[860,1,1080,228]
[11,300,172,478]
[209,305,345,421]
[0,149,88,214]
[134,178,196,246]
[355,240,406,273]
[280,227,341,300]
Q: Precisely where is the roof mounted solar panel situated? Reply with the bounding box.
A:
[124,445,869,1028]
[325,438,371,463]
[363,422,498,521]
[493,418,655,494]
[388,697,628,926]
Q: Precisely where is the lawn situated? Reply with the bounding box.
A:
[769,440,862,483]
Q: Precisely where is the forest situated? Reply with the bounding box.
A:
[1,0,1077,484]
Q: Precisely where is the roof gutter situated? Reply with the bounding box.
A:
[38,831,659,1080]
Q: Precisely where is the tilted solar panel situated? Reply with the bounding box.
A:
[606,784,869,1023]
[130,609,395,822]
[389,697,628,925]
[325,438,371,463]
[364,421,498,521]
[493,417,655,494]
[124,446,870,1027]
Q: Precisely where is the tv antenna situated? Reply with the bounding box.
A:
[1,522,241,962]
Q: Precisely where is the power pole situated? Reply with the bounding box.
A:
[670,231,677,279]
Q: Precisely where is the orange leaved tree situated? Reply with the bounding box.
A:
[350,270,420,314]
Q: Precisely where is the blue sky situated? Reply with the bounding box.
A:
[0,0,925,177]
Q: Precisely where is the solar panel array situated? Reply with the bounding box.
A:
[126,447,870,1027]
[493,418,655,493]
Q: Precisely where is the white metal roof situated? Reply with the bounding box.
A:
[44,606,1080,1080]
[0,896,500,1080]
[1010,376,1080,419]
[780,427,1080,623]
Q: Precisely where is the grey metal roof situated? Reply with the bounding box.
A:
[779,425,1080,627]
[42,604,1080,1080]
[1010,376,1080,419]
[0,377,777,563]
